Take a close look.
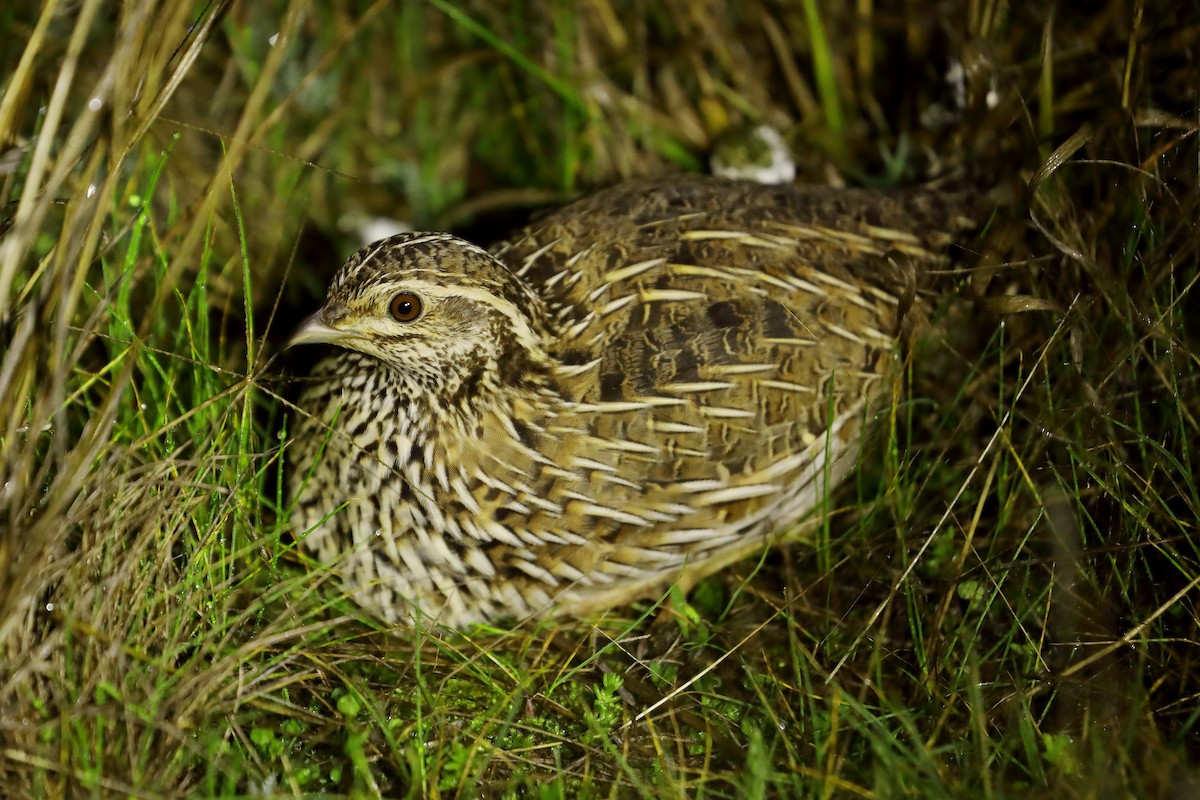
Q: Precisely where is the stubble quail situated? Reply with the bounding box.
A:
[286,175,975,628]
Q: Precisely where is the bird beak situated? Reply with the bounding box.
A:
[287,309,348,348]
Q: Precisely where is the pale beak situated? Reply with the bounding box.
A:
[287,309,349,348]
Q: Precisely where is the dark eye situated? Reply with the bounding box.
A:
[389,292,422,322]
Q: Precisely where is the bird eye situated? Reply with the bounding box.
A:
[389,292,423,322]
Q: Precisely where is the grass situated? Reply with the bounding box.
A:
[2,0,1198,796]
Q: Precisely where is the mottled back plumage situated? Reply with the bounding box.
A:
[287,176,974,627]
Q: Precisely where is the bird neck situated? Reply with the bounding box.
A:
[389,338,560,435]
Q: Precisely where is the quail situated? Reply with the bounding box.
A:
[287,175,974,628]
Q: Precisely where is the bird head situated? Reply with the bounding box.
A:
[288,232,553,394]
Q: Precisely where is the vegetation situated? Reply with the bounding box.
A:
[1,1,1196,796]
